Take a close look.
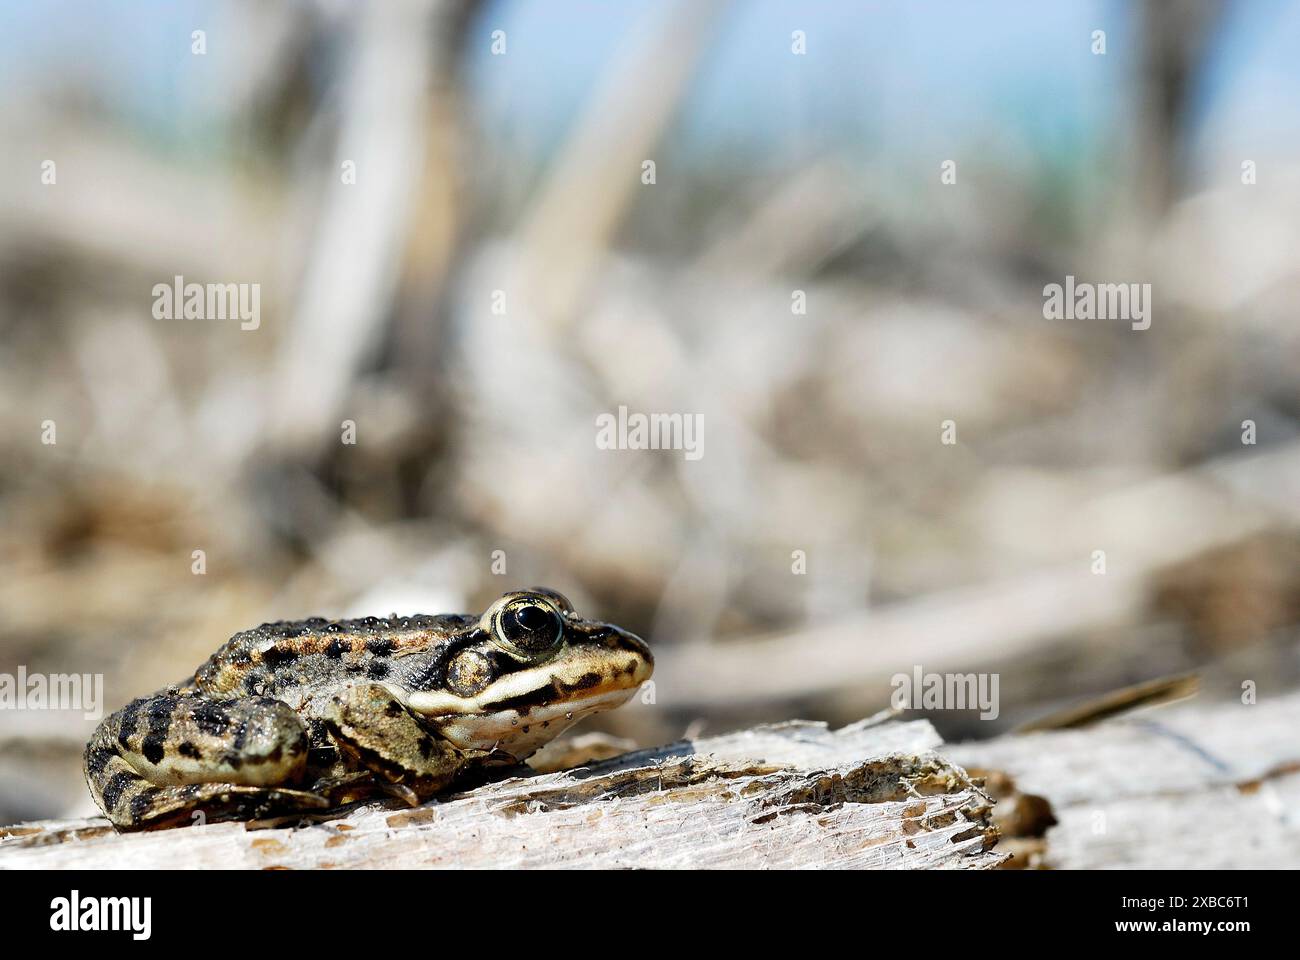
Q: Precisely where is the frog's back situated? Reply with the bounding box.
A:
[191,613,475,705]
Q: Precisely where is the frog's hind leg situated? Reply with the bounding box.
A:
[84,693,324,829]
[86,751,328,829]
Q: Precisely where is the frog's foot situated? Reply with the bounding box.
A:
[323,682,468,801]
[84,693,313,829]
[112,778,330,830]
[304,770,388,807]
[299,770,423,810]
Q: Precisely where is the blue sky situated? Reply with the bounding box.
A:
[1,1,1297,177]
[464,0,1300,175]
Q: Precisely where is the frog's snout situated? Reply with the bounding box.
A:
[610,625,653,687]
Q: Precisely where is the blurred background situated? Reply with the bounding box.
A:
[2,0,1299,824]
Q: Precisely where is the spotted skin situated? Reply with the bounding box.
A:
[84,589,652,829]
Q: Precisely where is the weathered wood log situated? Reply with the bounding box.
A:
[949,690,1300,869]
[0,713,1004,869]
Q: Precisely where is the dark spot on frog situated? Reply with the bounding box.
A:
[192,702,232,736]
[141,737,166,765]
[117,698,143,748]
[325,638,349,659]
[367,660,390,680]
[85,746,115,777]
[418,737,434,759]
[261,646,299,671]
[140,700,175,764]
[385,700,405,718]
[130,788,161,822]
[366,637,395,656]
[406,660,441,690]
[178,740,202,759]
[100,771,133,810]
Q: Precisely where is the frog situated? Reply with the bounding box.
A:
[83,588,653,829]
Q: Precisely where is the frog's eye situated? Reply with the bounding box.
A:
[491,598,563,658]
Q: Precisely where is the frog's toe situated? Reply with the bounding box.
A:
[376,781,422,806]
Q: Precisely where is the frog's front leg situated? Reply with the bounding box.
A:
[84,692,324,828]
[322,683,473,802]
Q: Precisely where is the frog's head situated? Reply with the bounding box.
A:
[401,588,653,760]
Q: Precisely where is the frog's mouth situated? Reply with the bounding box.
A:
[397,641,652,757]
[433,686,642,758]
